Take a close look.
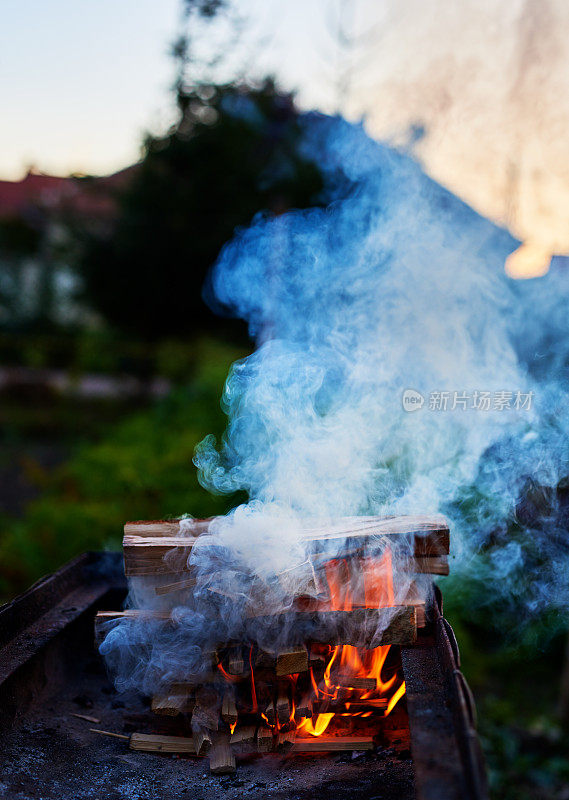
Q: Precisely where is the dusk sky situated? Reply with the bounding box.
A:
[2,0,568,259]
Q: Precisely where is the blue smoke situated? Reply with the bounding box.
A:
[195,113,569,623]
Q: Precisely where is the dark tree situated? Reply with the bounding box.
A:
[79,80,323,340]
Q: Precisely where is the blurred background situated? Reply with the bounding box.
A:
[1,2,569,797]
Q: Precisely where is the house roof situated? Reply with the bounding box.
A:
[0,166,136,221]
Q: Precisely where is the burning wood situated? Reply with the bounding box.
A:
[97,514,449,774]
[122,514,449,575]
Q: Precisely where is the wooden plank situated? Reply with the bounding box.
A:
[129,733,197,753]
[291,736,374,753]
[276,646,308,676]
[248,605,419,647]
[96,604,421,649]
[122,515,450,575]
[334,675,376,692]
[124,518,212,537]
[124,550,446,576]
[411,556,449,576]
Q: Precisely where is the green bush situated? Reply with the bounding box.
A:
[0,337,247,599]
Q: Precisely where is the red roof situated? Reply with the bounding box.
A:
[0,166,136,221]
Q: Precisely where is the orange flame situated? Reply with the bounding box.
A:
[386,680,406,716]
[297,712,334,737]
[217,663,240,683]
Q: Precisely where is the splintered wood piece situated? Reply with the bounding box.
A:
[257,726,274,753]
[151,692,195,716]
[122,515,449,574]
[276,646,308,676]
[154,577,197,596]
[209,734,236,775]
[230,725,256,750]
[221,692,238,726]
[276,690,291,725]
[90,728,129,740]
[129,733,197,753]
[292,736,374,752]
[192,727,213,756]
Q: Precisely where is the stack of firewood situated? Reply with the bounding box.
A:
[96,515,449,774]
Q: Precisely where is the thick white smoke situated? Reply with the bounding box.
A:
[197,114,569,619]
[101,114,569,691]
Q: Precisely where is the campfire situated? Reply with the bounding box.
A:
[96,514,449,774]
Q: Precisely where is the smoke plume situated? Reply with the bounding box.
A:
[101,113,569,691]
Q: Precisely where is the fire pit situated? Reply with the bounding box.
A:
[0,522,488,799]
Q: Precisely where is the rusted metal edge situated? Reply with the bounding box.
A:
[401,587,489,800]
[0,551,126,727]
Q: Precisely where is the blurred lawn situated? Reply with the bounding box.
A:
[0,337,247,600]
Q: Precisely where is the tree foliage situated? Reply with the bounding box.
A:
[79,80,323,340]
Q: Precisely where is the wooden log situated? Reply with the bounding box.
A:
[129,733,197,753]
[291,736,374,752]
[276,646,308,676]
[257,725,273,753]
[209,734,236,774]
[221,692,238,726]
